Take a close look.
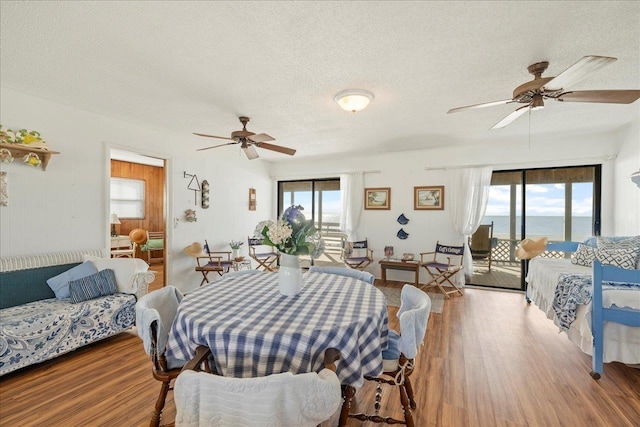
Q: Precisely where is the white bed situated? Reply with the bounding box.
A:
[526,257,640,364]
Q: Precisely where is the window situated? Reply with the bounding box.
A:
[278,179,341,233]
[110,178,145,219]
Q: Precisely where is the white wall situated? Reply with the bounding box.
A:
[270,130,625,282]
[2,86,636,289]
[0,87,273,293]
[613,119,640,235]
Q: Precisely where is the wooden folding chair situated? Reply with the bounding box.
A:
[420,241,464,298]
[196,242,233,286]
[247,237,279,271]
[341,237,373,270]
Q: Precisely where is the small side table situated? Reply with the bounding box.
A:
[232,259,252,271]
[378,259,420,286]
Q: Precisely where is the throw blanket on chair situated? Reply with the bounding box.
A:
[174,368,342,427]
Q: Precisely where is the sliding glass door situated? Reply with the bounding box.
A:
[468,165,600,290]
[278,179,343,267]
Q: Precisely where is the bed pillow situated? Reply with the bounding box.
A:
[69,269,118,304]
[597,236,640,269]
[596,235,640,251]
[46,260,99,299]
[571,244,597,267]
[596,247,640,270]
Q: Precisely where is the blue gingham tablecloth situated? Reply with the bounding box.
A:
[166,271,389,387]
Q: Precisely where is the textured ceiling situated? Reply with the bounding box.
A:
[1,1,639,162]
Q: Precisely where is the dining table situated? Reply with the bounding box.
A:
[165,270,389,388]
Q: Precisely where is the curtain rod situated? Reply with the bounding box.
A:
[271,170,380,180]
[423,155,617,171]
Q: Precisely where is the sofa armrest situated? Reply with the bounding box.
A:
[132,271,156,298]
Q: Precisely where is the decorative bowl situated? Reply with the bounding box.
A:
[234,256,245,262]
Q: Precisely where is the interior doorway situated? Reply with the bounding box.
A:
[109,149,167,287]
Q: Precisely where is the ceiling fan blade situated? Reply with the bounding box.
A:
[557,90,640,104]
[193,132,234,141]
[544,56,617,91]
[256,142,296,156]
[243,144,259,160]
[447,99,515,114]
[196,142,235,151]
[247,133,275,143]
[490,105,530,130]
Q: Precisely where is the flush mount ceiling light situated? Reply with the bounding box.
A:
[334,89,374,113]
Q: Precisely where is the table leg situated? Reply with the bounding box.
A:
[414,267,419,287]
[381,266,387,284]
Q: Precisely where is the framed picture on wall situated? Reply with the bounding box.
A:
[414,186,444,210]
[364,187,391,210]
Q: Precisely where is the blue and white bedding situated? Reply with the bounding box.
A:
[553,273,640,332]
[527,257,640,364]
[0,293,136,376]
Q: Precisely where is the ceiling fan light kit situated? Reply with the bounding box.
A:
[334,89,374,112]
[447,55,640,130]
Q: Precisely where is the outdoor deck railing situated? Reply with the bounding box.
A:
[491,237,568,262]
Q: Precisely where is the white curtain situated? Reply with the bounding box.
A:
[448,167,493,283]
[339,173,364,241]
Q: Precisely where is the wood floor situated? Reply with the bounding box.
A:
[1,276,639,426]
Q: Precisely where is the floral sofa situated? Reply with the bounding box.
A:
[0,249,155,376]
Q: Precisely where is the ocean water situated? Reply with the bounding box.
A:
[483,215,593,241]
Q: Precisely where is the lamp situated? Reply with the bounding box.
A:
[110,213,121,237]
[334,89,374,113]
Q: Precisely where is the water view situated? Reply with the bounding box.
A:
[483,215,593,241]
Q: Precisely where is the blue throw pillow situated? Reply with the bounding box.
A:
[69,269,118,304]
[46,261,98,299]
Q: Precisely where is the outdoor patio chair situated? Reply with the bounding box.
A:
[469,221,494,270]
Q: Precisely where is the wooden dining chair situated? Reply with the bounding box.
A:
[247,237,279,271]
[174,348,342,427]
[341,285,431,427]
[135,286,211,427]
[144,231,165,264]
